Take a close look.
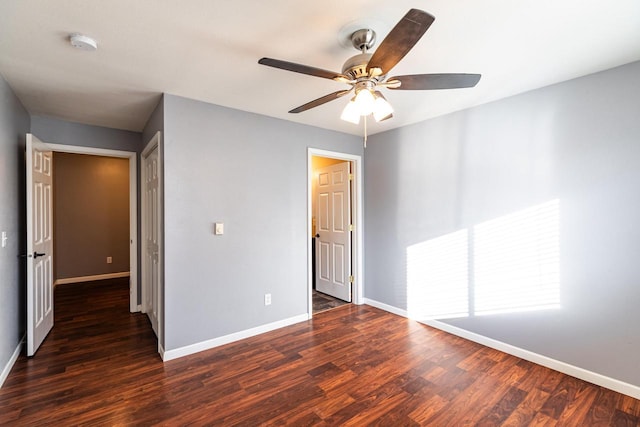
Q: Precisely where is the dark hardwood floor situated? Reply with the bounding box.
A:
[1,279,639,426]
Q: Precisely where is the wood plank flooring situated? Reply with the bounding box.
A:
[1,278,638,426]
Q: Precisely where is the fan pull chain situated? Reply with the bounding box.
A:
[363,115,367,148]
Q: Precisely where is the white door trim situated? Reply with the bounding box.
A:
[141,131,163,351]
[307,148,364,318]
[36,142,139,312]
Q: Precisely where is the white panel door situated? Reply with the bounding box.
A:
[142,136,161,336]
[26,134,54,356]
[316,162,352,302]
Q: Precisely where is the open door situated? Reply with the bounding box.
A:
[26,134,54,356]
[315,161,352,302]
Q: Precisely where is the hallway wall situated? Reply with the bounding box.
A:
[53,153,130,281]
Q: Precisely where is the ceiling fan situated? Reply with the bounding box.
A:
[258,9,481,125]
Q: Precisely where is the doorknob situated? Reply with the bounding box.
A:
[33,252,46,258]
[315,234,320,238]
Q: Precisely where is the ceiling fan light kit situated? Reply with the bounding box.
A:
[372,92,393,121]
[258,8,481,143]
[340,86,394,125]
[340,97,360,124]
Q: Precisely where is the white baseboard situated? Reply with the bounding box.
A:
[363,298,409,317]
[162,314,309,361]
[0,335,24,389]
[363,298,640,400]
[54,271,130,286]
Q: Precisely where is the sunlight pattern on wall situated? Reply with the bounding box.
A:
[407,230,469,319]
[406,200,560,320]
[474,200,560,315]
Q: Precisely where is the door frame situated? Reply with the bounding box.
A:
[141,131,163,352]
[307,148,364,317]
[36,141,138,312]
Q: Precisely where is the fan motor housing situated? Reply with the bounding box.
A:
[342,53,372,80]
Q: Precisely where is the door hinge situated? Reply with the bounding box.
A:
[349,275,354,283]
[349,224,355,231]
[348,173,354,181]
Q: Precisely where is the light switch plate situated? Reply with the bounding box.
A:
[1,231,6,248]
[214,222,224,235]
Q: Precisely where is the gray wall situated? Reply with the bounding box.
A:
[53,153,130,280]
[162,94,362,350]
[142,95,164,148]
[31,116,141,151]
[365,61,640,387]
[0,74,30,379]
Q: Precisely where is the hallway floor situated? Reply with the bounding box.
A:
[312,289,349,313]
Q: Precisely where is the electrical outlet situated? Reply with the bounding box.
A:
[107,256,113,264]
[264,293,271,306]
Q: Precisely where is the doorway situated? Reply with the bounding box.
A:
[52,153,131,287]
[26,134,138,355]
[307,148,363,317]
[50,144,137,308]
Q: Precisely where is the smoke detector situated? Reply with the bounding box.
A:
[69,33,97,51]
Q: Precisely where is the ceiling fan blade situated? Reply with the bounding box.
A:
[259,57,348,82]
[387,73,481,90]
[366,9,435,76]
[289,89,352,114]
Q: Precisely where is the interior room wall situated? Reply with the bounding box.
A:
[0,74,30,384]
[364,60,640,388]
[142,95,164,148]
[31,116,142,152]
[161,94,362,352]
[53,153,130,281]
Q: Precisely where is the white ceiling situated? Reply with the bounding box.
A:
[1,0,639,136]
